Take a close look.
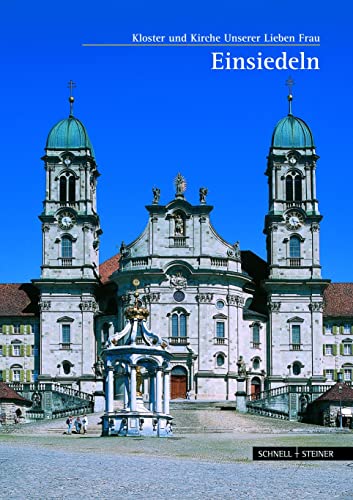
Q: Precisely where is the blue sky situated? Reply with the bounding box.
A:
[1,0,353,282]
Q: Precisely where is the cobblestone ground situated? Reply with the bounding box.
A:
[1,412,353,499]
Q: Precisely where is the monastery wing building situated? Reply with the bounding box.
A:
[1,90,353,409]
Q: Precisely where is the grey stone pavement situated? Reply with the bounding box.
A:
[1,410,353,499]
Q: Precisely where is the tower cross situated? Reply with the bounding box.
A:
[285,77,295,114]
[67,80,76,116]
[285,77,295,95]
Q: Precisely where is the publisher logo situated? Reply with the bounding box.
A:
[253,447,353,461]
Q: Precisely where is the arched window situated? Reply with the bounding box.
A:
[61,237,72,258]
[62,361,72,375]
[59,173,76,203]
[293,362,301,375]
[253,358,260,370]
[289,236,301,258]
[286,172,302,201]
[216,354,225,367]
[171,312,187,338]
[60,177,67,202]
[68,176,75,202]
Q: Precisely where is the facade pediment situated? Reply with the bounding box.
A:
[287,316,304,323]
[57,316,74,323]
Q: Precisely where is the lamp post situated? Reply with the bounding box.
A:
[338,384,343,429]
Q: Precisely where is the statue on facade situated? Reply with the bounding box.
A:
[174,173,187,197]
[170,273,187,289]
[174,214,184,235]
[233,241,241,259]
[152,187,160,204]
[199,187,208,204]
[237,356,247,377]
[120,241,129,258]
[93,357,104,378]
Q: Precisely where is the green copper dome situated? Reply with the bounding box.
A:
[272,114,314,149]
[46,115,95,156]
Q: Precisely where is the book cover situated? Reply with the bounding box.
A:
[1,1,353,498]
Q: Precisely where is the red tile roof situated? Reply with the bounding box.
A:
[323,283,353,317]
[0,284,39,317]
[315,382,353,402]
[0,382,33,405]
[99,254,120,283]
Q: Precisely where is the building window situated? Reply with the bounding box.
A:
[291,325,301,348]
[61,237,72,258]
[252,324,260,348]
[325,345,333,355]
[344,324,351,334]
[286,172,302,201]
[216,300,225,310]
[173,291,185,302]
[325,324,333,334]
[60,173,76,203]
[253,358,260,370]
[289,236,301,258]
[343,343,352,356]
[171,312,187,338]
[325,369,334,381]
[0,345,2,356]
[12,342,21,356]
[292,362,301,375]
[216,322,225,338]
[11,364,22,382]
[344,369,352,382]
[216,354,225,367]
[62,325,71,346]
[62,361,72,375]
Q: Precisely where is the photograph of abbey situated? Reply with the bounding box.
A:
[1,88,352,422]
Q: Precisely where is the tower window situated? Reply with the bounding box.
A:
[291,325,301,347]
[69,176,75,202]
[62,325,71,345]
[61,237,72,258]
[60,176,67,202]
[216,322,225,338]
[289,236,301,258]
[59,173,76,203]
[286,172,302,201]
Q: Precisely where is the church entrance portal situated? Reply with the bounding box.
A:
[171,366,187,399]
[250,377,261,400]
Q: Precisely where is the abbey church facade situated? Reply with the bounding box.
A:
[1,92,352,403]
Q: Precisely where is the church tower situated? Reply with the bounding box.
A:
[34,84,101,392]
[263,83,329,389]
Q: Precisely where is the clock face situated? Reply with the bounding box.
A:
[58,211,76,230]
[285,211,304,230]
